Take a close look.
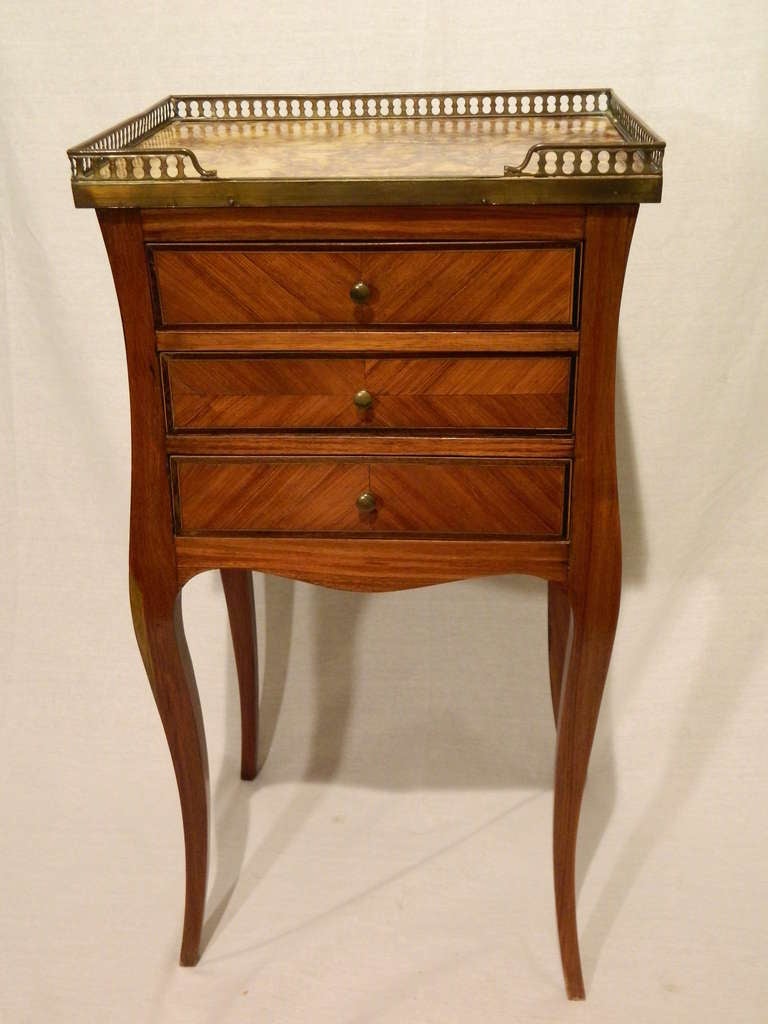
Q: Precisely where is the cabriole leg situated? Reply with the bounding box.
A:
[99,208,211,967]
[552,559,620,999]
[552,204,635,998]
[130,575,209,966]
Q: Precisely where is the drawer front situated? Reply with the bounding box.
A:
[172,457,569,537]
[163,354,573,432]
[151,245,577,327]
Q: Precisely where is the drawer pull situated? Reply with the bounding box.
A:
[353,389,373,409]
[356,490,377,513]
[349,280,371,304]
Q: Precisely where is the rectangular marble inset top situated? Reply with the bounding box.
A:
[136,116,624,179]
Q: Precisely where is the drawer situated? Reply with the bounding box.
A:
[162,354,573,432]
[171,457,569,538]
[151,245,578,327]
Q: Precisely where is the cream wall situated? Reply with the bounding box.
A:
[1,2,767,1022]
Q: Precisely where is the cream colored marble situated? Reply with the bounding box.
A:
[136,115,623,178]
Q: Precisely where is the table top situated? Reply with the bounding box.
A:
[68,89,664,208]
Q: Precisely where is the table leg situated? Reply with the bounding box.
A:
[130,575,209,966]
[98,209,211,966]
[552,552,620,999]
[220,569,259,780]
[547,581,571,725]
[552,205,634,997]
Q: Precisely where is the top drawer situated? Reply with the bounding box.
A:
[150,244,578,328]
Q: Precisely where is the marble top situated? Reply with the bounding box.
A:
[136,115,624,179]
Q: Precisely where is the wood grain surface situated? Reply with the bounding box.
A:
[175,536,569,590]
[220,569,259,780]
[156,328,580,354]
[151,245,577,327]
[142,205,585,242]
[172,457,569,538]
[552,205,637,999]
[98,209,209,968]
[547,580,571,723]
[163,354,572,432]
[164,433,575,459]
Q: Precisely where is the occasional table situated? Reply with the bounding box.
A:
[68,89,664,998]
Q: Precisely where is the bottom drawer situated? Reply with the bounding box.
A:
[171,457,569,538]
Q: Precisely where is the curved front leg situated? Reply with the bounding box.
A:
[99,209,211,967]
[221,569,259,780]
[553,205,635,998]
[553,560,620,999]
[130,576,209,966]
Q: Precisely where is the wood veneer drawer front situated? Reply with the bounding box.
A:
[163,354,573,432]
[172,457,569,538]
[151,245,578,327]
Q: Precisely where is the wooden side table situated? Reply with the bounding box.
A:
[68,89,664,999]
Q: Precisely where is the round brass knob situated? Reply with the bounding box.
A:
[350,281,371,304]
[353,389,373,409]
[356,491,377,513]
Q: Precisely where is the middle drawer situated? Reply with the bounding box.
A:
[162,354,573,433]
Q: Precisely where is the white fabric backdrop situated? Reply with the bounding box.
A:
[2,3,767,1021]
